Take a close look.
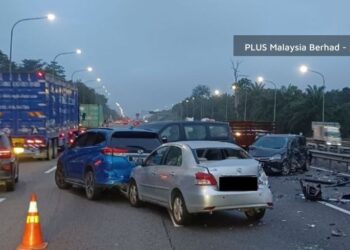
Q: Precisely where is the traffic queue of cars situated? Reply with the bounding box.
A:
[1,120,309,226]
[54,121,278,225]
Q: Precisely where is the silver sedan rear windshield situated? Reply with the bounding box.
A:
[194,148,250,162]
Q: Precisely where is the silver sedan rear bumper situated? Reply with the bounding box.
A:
[184,185,273,213]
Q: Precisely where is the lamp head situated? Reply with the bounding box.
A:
[300,65,308,74]
[47,13,56,21]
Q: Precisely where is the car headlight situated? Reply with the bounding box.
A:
[269,154,282,161]
[337,142,342,146]
[326,141,332,145]
[258,164,269,186]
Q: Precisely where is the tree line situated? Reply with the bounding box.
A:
[0,50,118,120]
[163,81,350,138]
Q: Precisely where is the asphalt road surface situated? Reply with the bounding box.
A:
[1,159,350,250]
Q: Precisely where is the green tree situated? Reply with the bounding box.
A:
[191,84,211,98]
[18,59,46,73]
[45,61,66,79]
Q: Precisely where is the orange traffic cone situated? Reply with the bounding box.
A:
[17,194,48,250]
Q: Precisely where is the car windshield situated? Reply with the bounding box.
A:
[110,132,161,153]
[253,136,288,149]
[194,147,250,162]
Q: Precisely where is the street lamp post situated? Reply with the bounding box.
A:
[9,14,56,82]
[300,65,326,122]
[71,66,93,82]
[8,14,55,132]
[53,49,82,63]
[212,89,220,119]
[257,76,278,122]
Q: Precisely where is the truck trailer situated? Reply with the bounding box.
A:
[0,72,79,159]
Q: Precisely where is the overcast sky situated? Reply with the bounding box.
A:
[1,0,349,117]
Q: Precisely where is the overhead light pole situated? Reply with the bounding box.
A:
[257,76,278,122]
[8,13,56,132]
[9,13,56,83]
[53,48,82,63]
[71,66,93,82]
[299,65,326,122]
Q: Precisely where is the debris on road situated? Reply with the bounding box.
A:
[300,180,322,201]
[331,228,346,237]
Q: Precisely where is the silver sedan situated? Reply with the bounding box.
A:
[128,141,273,225]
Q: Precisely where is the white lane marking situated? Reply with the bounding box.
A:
[0,198,6,203]
[310,166,350,177]
[318,201,350,216]
[167,209,183,228]
[45,166,57,174]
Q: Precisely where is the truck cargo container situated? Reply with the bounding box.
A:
[0,72,79,159]
[79,104,104,128]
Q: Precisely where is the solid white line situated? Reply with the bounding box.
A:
[0,198,6,203]
[167,209,183,228]
[45,166,56,174]
[318,201,350,216]
[310,166,350,177]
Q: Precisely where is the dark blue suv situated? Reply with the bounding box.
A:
[55,128,161,199]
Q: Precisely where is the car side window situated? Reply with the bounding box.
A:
[184,125,206,140]
[160,125,180,142]
[93,132,106,146]
[164,146,182,166]
[144,147,169,166]
[71,133,89,148]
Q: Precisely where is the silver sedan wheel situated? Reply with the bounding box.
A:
[129,184,137,204]
[173,197,184,222]
[129,181,142,207]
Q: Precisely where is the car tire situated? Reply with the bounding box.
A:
[55,165,70,189]
[171,192,191,226]
[281,160,290,176]
[84,170,100,200]
[245,208,266,221]
[128,180,143,207]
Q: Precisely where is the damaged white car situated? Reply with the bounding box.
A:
[128,141,273,225]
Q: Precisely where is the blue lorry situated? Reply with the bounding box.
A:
[0,72,79,159]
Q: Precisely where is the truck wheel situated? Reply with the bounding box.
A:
[46,140,53,160]
[52,139,58,159]
[6,176,15,192]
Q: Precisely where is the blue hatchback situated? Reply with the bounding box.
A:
[55,128,161,199]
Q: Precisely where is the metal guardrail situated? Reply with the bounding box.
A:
[310,149,350,173]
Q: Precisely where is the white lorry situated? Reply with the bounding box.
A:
[310,121,342,150]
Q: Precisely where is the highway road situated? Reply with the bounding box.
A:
[0,159,350,250]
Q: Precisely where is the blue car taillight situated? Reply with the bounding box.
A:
[101,147,129,157]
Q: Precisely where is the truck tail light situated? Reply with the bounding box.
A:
[0,147,12,159]
[26,139,34,144]
[195,172,217,186]
[101,147,128,156]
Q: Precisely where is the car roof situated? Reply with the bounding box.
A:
[141,121,229,126]
[164,140,240,149]
[87,127,158,134]
[262,134,302,138]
